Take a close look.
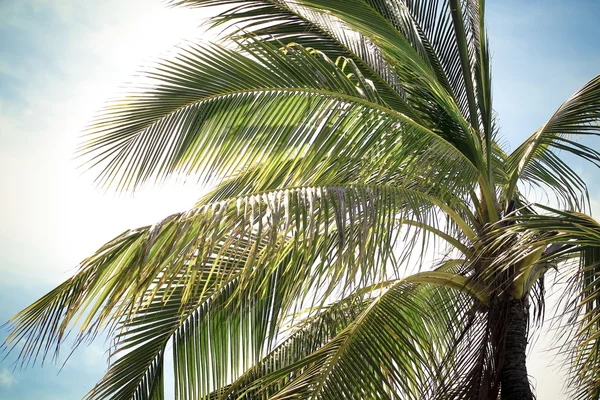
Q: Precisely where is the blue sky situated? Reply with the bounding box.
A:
[1,1,599,399]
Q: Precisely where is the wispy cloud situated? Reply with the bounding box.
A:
[0,368,16,389]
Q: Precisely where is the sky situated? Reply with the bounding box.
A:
[0,0,599,399]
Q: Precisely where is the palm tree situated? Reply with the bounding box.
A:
[3,0,600,399]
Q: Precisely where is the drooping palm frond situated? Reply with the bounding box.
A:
[4,182,466,396]
[175,0,495,172]
[184,0,413,115]
[80,39,480,197]
[559,245,600,400]
[185,0,492,130]
[476,208,600,398]
[506,75,600,211]
[205,285,371,399]
[87,266,282,400]
[226,282,479,400]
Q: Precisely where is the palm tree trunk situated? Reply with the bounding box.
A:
[496,299,533,400]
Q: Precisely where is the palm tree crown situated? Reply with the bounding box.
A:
[4,1,600,399]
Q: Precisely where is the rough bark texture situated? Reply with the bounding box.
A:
[498,299,532,400]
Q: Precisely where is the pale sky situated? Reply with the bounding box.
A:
[1,1,599,399]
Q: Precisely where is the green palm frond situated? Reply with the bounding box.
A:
[206,285,371,399]
[211,0,486,166]
[475,208,600,398]
[3,183,447,366]
[363,0,455,100]
[231,282,477,400]
[570,246,600,400]
[81,39,479,194]
[174,0,502,222]
[181,0,493,166]
[506,75,600,211]
[184,0,413,115]
[88,266,280,400]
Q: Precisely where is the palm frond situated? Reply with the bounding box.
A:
[506,75,600,211]
[363,0,494,172]
[2,183,447,373]
[475,207,600,398]
[207,286,371,399]
[232,282,479,400]
[568,246,600,400]
[179,0,491,171]
[80,39,479,194]
[88,260,282,400]
[182,0,414,116]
